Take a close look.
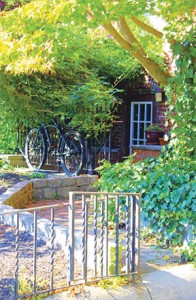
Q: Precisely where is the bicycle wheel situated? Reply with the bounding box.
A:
[25,128,47,170]
[60,130,85,177]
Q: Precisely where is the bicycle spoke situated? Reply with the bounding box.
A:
[61,131,85,176]
[25,128,47,170]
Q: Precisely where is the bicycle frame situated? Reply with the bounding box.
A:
[25,119,86,176]
[39,119,65,156]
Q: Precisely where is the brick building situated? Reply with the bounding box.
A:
[94,74,169,167]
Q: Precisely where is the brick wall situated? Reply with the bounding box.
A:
[132,148,161,163]
[32,176,98,200]
[1,181,33,208]
[110,122,124,149]
[156,102,169,128]
[1,176,98,209]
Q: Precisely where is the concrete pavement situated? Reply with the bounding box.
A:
[45,264,196,300]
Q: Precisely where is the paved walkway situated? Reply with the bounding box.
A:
[45,263,196,300]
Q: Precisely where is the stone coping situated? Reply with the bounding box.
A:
[131,145,162,151]
[0,175,98,208]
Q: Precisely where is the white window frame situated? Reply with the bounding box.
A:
[130,101,153,150]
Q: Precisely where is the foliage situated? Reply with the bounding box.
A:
[178,244,196,264]
[61,78,121,137]
[165,27,196,163]
[17,274,49,299]
[97,148,196,260]
[0,0,194,88]
[96,156,144,222]
[0,1,147,75]
[26,171,45,179]
[144,124,164,131]
[0,0,194,87]
[0,157,13,169]
[98,275,130,289]
[0,23,141,152]
[0,1,31,11]
[0,117,21,154]
[0,69,120,130]
[0,0,194,158]
[109,245,124,275]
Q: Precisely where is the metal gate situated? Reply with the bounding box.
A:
[68,192,140,285]
[0,192,140,299]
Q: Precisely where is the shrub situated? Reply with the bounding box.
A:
[97,148,196,261]
[0,157,13,170]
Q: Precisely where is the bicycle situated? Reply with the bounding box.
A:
[25,119,85,177]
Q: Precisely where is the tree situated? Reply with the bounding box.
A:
[0,11,142,152]
[0,1,194,83]
[0,1,195,158]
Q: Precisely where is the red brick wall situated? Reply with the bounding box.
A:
[132,148,161,163]
[110,122,124,150]
[155,102,169,129]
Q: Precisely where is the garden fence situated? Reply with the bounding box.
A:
[0,191,140,299]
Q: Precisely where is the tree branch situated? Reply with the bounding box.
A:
[130,15,176,45]
[131,15,163,38]
[103,22,133,53]
[118,17,146,57]
[134,54,169,86]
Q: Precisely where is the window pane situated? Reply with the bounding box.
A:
[146,104,152,121]
[146,122,151,128]
[140,104,145,121]
[133,122,138,139]
[139,123,145,139]
[130,102,153,147]
[133,105,138,121]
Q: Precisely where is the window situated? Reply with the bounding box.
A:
[130,102,153,147]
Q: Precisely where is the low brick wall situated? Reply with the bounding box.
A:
[131,146,161,163]
[32,176,98,200]
[0,181,33,208]
[0,175,98,209]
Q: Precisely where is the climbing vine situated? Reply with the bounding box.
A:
[166,28,196,166]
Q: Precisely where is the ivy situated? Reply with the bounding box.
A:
[97,150,196,261]
[165,27,196,167]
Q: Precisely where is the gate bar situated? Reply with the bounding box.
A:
[14,213,19,299]
[33,211,37,295]
[68,193,75,285]
[115,195,119,275]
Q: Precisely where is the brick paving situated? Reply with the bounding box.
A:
[25,199,83,227]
